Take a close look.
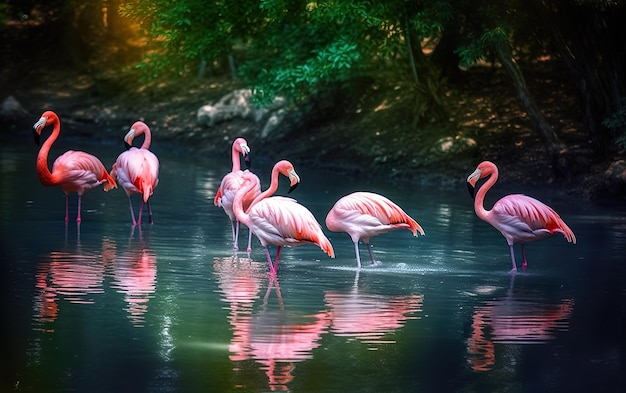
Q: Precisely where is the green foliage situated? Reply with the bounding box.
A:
[602,99,626,149]
[123,0,457,106]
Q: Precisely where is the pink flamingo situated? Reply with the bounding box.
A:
[466,161,576,272]
[214,138,261,252]
[233,162,335,275]
[325,192,424,268]
[110,121,160,225]
[32,110,117,222]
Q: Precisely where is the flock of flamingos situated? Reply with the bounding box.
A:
[32,110,577,275]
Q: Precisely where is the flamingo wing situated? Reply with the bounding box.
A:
[52,150,116,193]
[114,148,159,201]
[217,170,261,219]
[492,194,576,244]
[249,197,334,258]
[326,192,424,241]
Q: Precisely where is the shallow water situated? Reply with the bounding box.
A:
[1,139,625,392]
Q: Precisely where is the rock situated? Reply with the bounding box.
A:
[196,89,288,137]
[603,160,626,195]
[0,95,29,122]
[434,136,477,155]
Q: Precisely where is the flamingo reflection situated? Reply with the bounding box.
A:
[111,231,157,327]
[33,239,112,330]
[214,259,329,391]
[467,275,574,371]
[324,270,424,346]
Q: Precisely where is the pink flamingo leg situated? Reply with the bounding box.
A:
[76,195,82,223]
[353,241,362,269]
[274,246,282,273]
[509,244,518,273]
[64,194,70,222]
[147,200,154,224]
[366,243,377,265]
[232,221,240,251]
[128,197,137,226]
[246,229,253,254]
[264,246,277,275]
[521,244,528,271]
[137,200,144,225]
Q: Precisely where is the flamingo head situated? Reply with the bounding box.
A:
[32,111,56,146]
[124,121,149,150]
[275,160,300,193]
[466,161,497,198]
[238,139,251,169]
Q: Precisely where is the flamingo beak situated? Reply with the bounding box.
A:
[32,129,40,146]
[123,129,136,150]
[466,169,481,199]
[241,144,251,169]
[287,170,300,193]
[467,182,475,198]
[32,117,46,146]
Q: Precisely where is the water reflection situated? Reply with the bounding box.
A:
[110,228,157,327]
[214,256,330,391]
[324,270,424,347]
[33,241,107,331]
[466,275,574,371]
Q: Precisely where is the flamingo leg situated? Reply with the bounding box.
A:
[76,195,82,223]
[264,246,277,275]
[366,243,377,265]
[521,244,528,271]
[246,228,253,254]
[509,244,518,273]
[128,197,137,226]
[274,246,282,273]
[137,200,144,225]
[147,200,154,224]
[353,241,362,269]
[232,221,239,251]
[64,193,70,222]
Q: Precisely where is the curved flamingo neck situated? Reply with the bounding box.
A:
[231,145,242,172]
[474,168,498,221]
[36,115,59,186]
[249,165,282,208]
[232,178,257,227]
[140,128,152,149]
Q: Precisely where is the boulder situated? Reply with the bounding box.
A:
[196,89,287,136]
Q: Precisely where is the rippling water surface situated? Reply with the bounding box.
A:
[2,140,625,392]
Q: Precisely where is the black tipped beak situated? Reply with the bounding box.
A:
[124,141,132,150]
[244,153,251,169]
[467,182,475,199]
[288,182,299,194]
[33,129,40,146]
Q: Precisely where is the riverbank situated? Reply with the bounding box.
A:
[2,60,624,206]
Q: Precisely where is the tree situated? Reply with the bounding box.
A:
[534,0,626,156]
[455,1,571,176]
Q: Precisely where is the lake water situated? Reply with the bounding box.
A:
[1,138,625,392]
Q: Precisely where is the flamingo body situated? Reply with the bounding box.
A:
[215,138,260,252]
[33,111,117,222]
[111,121,159,225]
[467,161,576,272]
[234,166,334,275]
[325,192,424,268]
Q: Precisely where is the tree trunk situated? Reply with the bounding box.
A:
[533,0,626,157]
[494,38,569,177]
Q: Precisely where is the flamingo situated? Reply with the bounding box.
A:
[233,164,334,275]
[214,137,261,252]
[32,110,117,222]
[110,121,160,225]
[325,192,425,268]
[466,161,576,272]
